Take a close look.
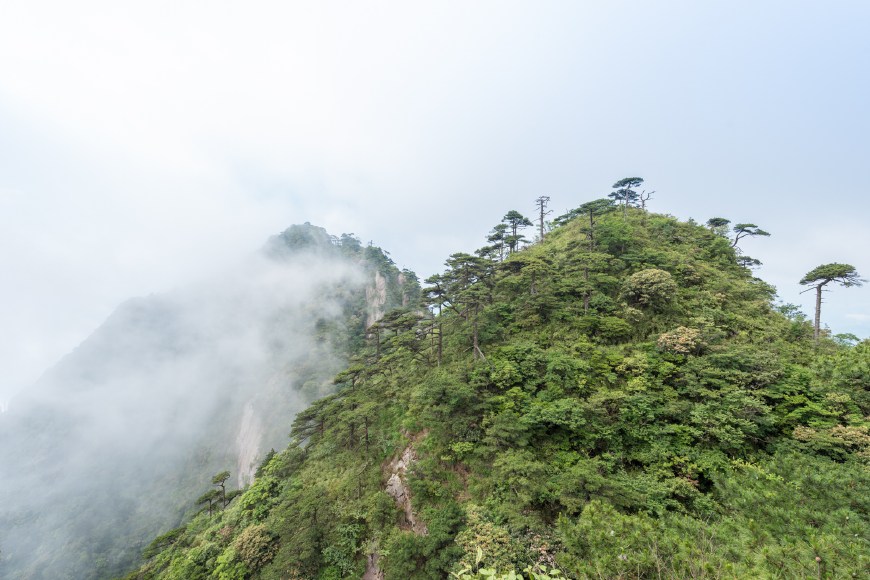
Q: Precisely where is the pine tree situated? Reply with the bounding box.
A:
[800,263,864,340]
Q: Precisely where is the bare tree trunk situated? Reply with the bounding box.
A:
[536,196,550,241]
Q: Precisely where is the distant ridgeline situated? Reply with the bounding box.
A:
[128,201,868,580]
[0,223,418,580]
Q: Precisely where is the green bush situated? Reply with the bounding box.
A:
[623,268,678,309]
[233,524,278,570]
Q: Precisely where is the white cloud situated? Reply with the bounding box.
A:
[1,1,870,397]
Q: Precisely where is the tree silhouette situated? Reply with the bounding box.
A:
[196,489,221,516]
[212,470,231,507]
[501,210,533,254]
[799,263,864,340]
[609,177,643,218]
[534,196,552,241]
[486,223,509,261]
[731,223,769,249]
[706,217,731,236]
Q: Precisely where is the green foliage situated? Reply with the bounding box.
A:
[800,262,864,287]
[730,222,770,250]
[609,176,644,211]
[130,206,868,580]
[623,268,678,309]
[321,523,363,577]
[212,471,231,486]
[237,476,281,522]
[453,506,522,573]
[143,526,186,560]
[657,326,704,355]
[232,524,278,570]
[452,562,564,580]
[706,217,730,235]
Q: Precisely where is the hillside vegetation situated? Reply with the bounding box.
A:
[127,205,869,579]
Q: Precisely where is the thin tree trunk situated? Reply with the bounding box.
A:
[588,212,595,251]
[437,321,442,366]
[814,284,823,340]
[537,197,549,241]
[584,267,590,313]
[429,318,436,364]
[364,417,369,453]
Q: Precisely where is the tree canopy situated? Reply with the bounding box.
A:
[800,263,865,339]
[730,222,770,248]
[800,263,864,287]
[608,176,643,216]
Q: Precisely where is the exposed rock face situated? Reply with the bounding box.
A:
[235,401,264,487]
[363,436,428,578]
[362,551,385,580]
[384,440,428,536]
[366,271,388,328]
[397,272,409,307]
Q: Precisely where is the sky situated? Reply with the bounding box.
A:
[1,0,869,401]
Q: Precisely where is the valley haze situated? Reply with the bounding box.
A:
[0,226,415,579]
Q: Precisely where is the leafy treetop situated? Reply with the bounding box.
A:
[731,223,770,248]
[800,263,864,287]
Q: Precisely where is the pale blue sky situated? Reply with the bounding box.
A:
[1,1,869,400]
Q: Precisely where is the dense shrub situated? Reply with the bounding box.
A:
[623,268,678,309]
[657,326,704,354]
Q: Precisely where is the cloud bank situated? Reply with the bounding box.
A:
[0,239,366,578]
[1,1,869,400]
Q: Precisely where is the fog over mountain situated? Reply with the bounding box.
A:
[3,2,870,406]
[0,225,414,579]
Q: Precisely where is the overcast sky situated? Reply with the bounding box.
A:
[1,1,869,401]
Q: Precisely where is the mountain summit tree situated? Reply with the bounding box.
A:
[706,217,731,236]
[501,210,533,254]
[609,177,643,218]
[534,196,552,241]
[800,263,864,340]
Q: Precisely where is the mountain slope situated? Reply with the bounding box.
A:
[0,224,419,580]
[131,209,868,578]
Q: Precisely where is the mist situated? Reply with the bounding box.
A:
[3,2,870,410]
[0,227,383,579]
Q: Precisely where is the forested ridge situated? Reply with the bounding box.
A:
[126,200,869,579]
